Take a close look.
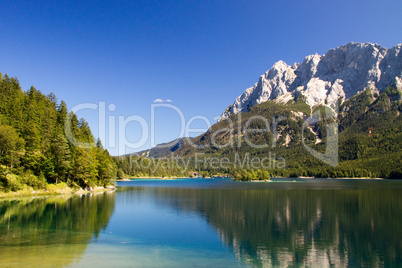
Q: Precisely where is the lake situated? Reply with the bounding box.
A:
[0,178,401,267]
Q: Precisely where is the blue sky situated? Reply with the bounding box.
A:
[0,0,401,155]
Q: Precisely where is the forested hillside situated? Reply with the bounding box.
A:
[0,73,116,192]
[138,87,402,179]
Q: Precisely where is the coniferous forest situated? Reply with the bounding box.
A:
[0,73,117,192]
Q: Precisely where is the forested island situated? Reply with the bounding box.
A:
[0,73,117,194]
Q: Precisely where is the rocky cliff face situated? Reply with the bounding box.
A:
[219,42,402,121]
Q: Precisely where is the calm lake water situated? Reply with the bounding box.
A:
[0,178,401,267]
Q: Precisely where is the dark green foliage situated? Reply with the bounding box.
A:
[233,169,270,181]
[0,125,25,172]
[388,169,402,179]
[0,73,117,191]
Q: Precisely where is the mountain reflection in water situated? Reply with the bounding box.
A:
[119,179,401,267]
[0,179,401,267]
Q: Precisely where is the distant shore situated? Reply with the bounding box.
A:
[237,176,387,182]
[116,176,190,181]
[118,176,387,182]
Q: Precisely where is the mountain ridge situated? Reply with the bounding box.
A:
[124,42,402,178]
[219,42,402,121]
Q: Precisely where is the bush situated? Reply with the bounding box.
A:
[46,182,69,192]
[20,173,47,190]
[6,174,23,191]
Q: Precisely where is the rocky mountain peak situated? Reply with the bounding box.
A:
[219,42,402,121]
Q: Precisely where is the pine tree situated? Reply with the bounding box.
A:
[51,134,72,185]
[0,125,25,174]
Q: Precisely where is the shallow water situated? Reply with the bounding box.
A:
[1,178,401,267]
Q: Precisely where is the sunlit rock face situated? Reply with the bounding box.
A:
[219,42,402,121]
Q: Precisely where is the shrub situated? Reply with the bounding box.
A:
[6,174,23,191]
[20,173,47,190]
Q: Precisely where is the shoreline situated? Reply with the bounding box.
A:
[272,176,384,180]
[0,185,116,199]
[117,176,190,181]
[236,177,386,182]
[328,177,384,180]
[3,177,389,197]
[119,176,387,182]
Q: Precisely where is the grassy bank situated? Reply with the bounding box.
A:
[0,182,116,199]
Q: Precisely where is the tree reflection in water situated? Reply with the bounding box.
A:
[1,180,401,267]
[0,192,116,267]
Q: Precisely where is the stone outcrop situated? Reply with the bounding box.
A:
[219,42,402,121]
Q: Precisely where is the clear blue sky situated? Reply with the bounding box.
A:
[1,0,401,155]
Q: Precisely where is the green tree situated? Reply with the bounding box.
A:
[51,134,72,185]
[72,147,98,189]
[117,169,125,180]
[0,125,25,174]
[95,145,117,186]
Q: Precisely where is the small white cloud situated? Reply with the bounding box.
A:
[153,99,173,103]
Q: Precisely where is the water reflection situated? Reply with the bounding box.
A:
[0,192,116,267]
[1,180,401,267]
[120,180,402,267]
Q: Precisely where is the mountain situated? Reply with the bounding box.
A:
[220,42,402,121]
[169,86,402,178]
[133,85,401,178]
[135,138,184,158]
[120,42,402,179]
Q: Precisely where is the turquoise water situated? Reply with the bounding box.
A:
[1,178,401,267]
